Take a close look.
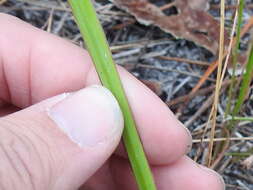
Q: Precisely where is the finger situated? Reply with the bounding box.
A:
[0,99,7,108]
[0,13,191,165]
[0,13,91,106]
[0,104,20,117]
[79,163,117,190]
[111,156,225,190]
[0,86,123,190]
[86,67,192,164]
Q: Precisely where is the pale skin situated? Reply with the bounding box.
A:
[0,13,225,190]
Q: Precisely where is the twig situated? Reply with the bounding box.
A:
[157,56,209,66]
[184,93,214,127]
[192,136,253,143]
[236,180,250,190]
[159,2,176,11]
[46,8,54,33]
[171,77,191,97]
[167,78,234,106]
[229,172,253,184]
[53,12,69,34]
[113,48,141,59]
[110,19,136,30]
[137,64,215,81]
[110,39,171,52]
[226,184,247,190]
[217,156,232,173]
[15,0,70,11]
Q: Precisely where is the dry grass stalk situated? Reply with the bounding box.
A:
[206,0,226,167]
[193,136,253,143]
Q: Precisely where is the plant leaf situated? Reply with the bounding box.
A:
[112,0,229,54]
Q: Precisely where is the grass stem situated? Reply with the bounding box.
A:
[68,1,157,190]
[229,116,253,122]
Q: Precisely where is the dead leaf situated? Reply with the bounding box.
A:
[241,155,253,169]
[111,0,229,54]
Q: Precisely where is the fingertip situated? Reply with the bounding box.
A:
[111,156,225,190]
[197,165,225,190]
[153,157,225,190]
[117,69,192,164]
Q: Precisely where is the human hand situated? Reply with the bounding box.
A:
[0,13,225,190]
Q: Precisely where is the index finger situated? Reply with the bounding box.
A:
[0,13,191,165]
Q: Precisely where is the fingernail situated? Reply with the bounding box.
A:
[48,85,124,147]
[179,121,192,154]
[184,126,192,153]
[199,165,226,190]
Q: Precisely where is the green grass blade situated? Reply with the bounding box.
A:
[68,1,157,190]
[226,40,253,130]
[225,0,245,119]
[225,152,252,157]
[229,116,253,122]
[232,42,253,117]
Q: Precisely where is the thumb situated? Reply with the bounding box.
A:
[0,85,124,190]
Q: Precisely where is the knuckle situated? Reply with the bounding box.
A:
[0,119,54,189]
